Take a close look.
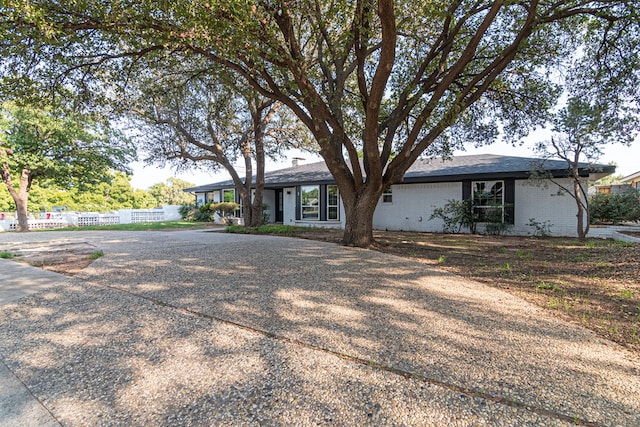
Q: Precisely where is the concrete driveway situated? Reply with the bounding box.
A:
[0,229,638,426]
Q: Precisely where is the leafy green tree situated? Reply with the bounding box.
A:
[127,65,312,227]
[533,97,638,240]
[148,178,196,207]
[0,101,134,230]
[593,172,623,186]
[590,188,640,224]
[3,1,638,244]
[0,183,12,212]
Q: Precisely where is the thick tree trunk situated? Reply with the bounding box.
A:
[341,186,382,247]
[14,192,29,232]
[1,161,31,232]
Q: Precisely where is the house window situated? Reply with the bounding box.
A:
[327,185,339,220]
[472,180,504,222]
[301,185,320,220]
[222,189,235,203]
[382,186,393,204]
[222,189,241,217]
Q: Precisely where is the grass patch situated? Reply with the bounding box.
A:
[89,251,104,260]
[535,281,564,293]
[0,251,17,259]
[226,224,334,236]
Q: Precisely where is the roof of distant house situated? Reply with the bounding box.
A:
[184,154,615,192]
[621,170,640,183]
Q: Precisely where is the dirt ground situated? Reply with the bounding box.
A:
[293,229,640,354]
[1,241,99,275]
[4,229,639,354]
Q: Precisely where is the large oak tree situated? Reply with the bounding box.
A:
[3,0,637,245]
[125,65,311,227]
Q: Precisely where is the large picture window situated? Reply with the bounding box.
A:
[301,185,320,220]
[472,180,504,222]
[327,185,339,220]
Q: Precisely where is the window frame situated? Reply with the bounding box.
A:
[300,185,320,220]
[382,186,393,204]
[471,180,505,223]
[327,185,339,220]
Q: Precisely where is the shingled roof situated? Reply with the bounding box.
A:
[184,154,615,192]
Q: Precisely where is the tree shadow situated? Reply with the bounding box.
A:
[1,230,638,425]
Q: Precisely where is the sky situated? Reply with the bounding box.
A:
[129,133,639,190]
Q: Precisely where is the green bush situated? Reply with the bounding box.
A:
[180,204,213,222]
[429,199,476,233]
[590,188,640,224]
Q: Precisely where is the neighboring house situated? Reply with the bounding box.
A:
[621,170,640,190]
[184,154,615,237]
[592,170,640,194]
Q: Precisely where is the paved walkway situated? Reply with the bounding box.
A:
[0,230,638,426]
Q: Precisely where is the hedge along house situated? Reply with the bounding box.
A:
[184,154,615,237]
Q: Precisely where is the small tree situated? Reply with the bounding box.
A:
[148,177,196,207]
[533,97,638,241]
[0,101,134,231]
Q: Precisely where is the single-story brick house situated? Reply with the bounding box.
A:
[184,154,615,237]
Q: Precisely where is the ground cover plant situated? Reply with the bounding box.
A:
[231,226,640,353]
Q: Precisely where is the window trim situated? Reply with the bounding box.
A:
[382,186,393,204]
[472,180,505,223]
[327,185,339,221]
[300,185,320,220]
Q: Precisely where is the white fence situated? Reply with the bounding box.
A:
[0,206,182,232]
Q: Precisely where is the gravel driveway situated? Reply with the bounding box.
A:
[0,229,638,426]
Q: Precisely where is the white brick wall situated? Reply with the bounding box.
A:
[514,178,586,237]
[373,182,462,232]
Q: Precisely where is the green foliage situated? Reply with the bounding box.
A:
[261,203,270,225]
[8,171,156,213]
[147,177,195,206]
[429,199,476,233]
[179,204,212,222]
[226,224,329,236]
[526,218,554,237]
[208,202,239,215]
[1,101,134,188]
[590,188,640,224]
[3,0,638,243]
[0,251,17,259]
[593,173,623,186]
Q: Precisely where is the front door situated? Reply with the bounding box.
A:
[275,189,284,223]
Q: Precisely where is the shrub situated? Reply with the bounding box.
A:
[590,188,640,224]
[526,218,554,237]
[179,204,213,222]
[429,199,476,233]
[262,203,270,225]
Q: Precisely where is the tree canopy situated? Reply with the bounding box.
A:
[2,0,638,243]
[0,100,135,230]
[148,177,196,207]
